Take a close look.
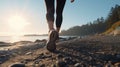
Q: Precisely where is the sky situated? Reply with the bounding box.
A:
[0,0,120,36]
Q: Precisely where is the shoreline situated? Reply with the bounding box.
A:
[0,35,77,43]
[0,35,120,67]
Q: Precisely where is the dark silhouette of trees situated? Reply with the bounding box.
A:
[106,4,120,29]
[60,4,120,36]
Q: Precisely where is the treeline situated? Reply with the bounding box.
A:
[60,4,120,36]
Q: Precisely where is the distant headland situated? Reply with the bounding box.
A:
[24,34,48,36]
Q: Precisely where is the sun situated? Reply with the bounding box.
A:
[8,15,29,30]
[8,14,30,35]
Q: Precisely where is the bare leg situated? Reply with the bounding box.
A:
[45,0,55,31]
[47,21,55,32]
[56,27,60,33]
[45,0,59,52]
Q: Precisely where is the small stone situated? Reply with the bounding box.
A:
[34,39,42,43]
[34,60,39,64]
[63,57,72,61]
[34,39,47,43]
[34,53,46,60]
[9,63,25,67]
[63,57,73,64]
[74,63,81,67]
[25,52,32,55]
[88,56,92,61]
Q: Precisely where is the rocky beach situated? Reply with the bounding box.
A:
[0,35,120,67]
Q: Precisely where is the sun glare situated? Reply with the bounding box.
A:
[8,14,30,35]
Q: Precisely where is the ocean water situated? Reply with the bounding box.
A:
[0,36,48,43]
[0,36,73,43]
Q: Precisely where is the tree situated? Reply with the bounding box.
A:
[60,4,120,36]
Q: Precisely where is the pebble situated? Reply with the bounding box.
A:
[25,52,32,55]
[63,57,73,64]
[74,63,81,67]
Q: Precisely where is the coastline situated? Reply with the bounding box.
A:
[0,35,120,67]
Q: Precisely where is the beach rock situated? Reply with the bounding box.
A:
[63,57,73,64]
[74,63,81,67]
[34,39,42,43]
[13,41,32,45]
[67,37,77,40]
[0,55,9,64]
[0,42,7,44]
[75,63,88,67]
[9,63,25,67]
[34,60,39,64]
[39,53,46,59]
[25,52,32,55]
[41,39,47,43]
[0,42,10,45]
[87,56,93,61]
[34,53,48,60]
[63,57,72,61]
[58,37,67,42]
[34,39,47,43]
